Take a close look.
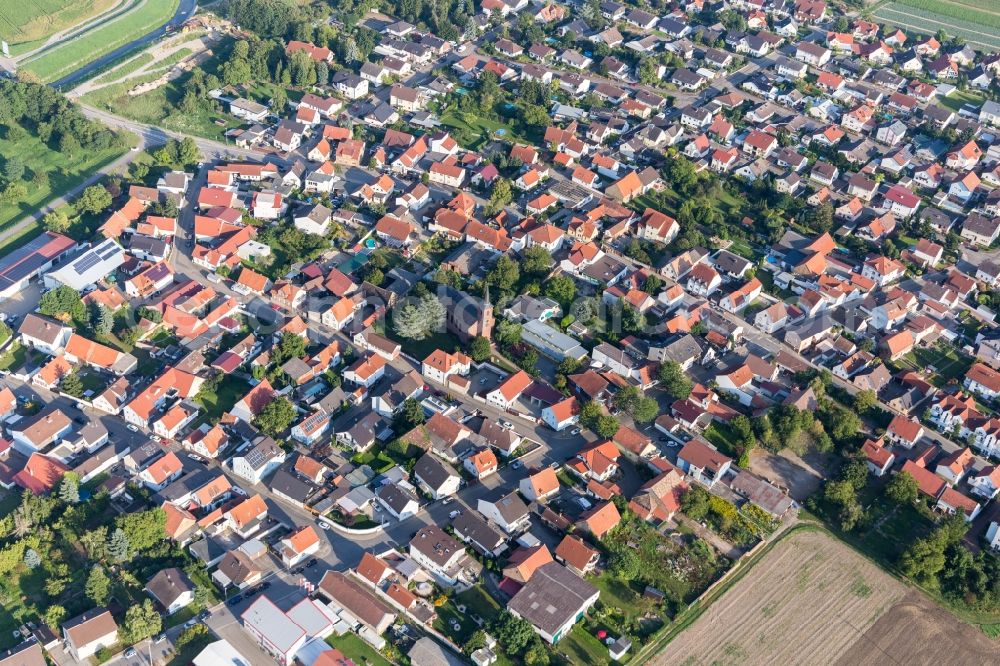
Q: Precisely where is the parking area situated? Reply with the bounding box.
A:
[468,365,505,395]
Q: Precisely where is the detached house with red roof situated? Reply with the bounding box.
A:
[676,439,732,487]
[486,370,533,410]
[542,397,580,432]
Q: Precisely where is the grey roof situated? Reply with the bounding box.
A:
[508,563,599,636]
[407,638,466,666]
[654,334,702,365]
[451,511,507,555]
[729,470,794,518]
[481,490,528,524]
[18,313,69,345]
[269,469,312,503]
[410,525,464,567]
[241,436,282,471]
[146,567,194,607]
[376,482,419,514]
[412,453,459,491]
[240,597,305,653]
[189,536,227,564]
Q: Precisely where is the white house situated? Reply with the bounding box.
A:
[542,397,580,432]
[231,436,287,484]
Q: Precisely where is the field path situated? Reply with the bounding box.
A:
[874,5,1000,49]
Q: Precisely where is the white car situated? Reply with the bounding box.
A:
[317,520,331,531]
[186,453,206,463]
[126,425,139,432]
[442,497,453,505]
[150,435,161,442]
[232,486,248,497]
[448,510,461,519]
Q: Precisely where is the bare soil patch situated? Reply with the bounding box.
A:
[835,591,999,666]
[749,450,833,501]
[653,530,907,666]
[653,529,996,666]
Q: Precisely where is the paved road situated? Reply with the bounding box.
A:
[51,0,199,90]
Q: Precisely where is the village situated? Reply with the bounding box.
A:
[0,0,998,664]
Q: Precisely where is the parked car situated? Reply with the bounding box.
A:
[306,558,318,568]
[227,595,243,606]
[570,428,582,435]
[511,460,523,470]
[187,453,206,463]
[126,424,139,432]
[441,497,453,505]
[124,648,137,658]
[154,634,167,643]
[449,510,461,519]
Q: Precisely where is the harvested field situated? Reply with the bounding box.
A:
[654,530,908,666]
[835,591,998,666]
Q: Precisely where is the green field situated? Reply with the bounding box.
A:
[0,0,119,55]
[82,60,241,141]
[873,1,1000,50]
[22,0,180,83]
[0,130,127,235]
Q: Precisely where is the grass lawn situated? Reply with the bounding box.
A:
[0,492,20,519]
[78,370,110,395]
[0,132,127,234]
[196,374,249,423]
[166,630,214,666]
[0,342,28,372]
[0,0,120,56]
[325,633,392,666]
[92,52,156,86]
[23,0,181,83]
[384,326,463,361]
[439,110,524,150]
[702,422,742,458]
[896,343,972,387]
[939,89,986,112]
[560,625,613,665]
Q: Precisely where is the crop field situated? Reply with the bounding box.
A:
[0,0,118,55]
[652,530,996,666]
[21,0,179,83]
[873,1,1000,51]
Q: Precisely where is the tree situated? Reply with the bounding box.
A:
[853,390,877,413]
[80,527,108,561]
[89,302,113,336]
[44,605,67,631]
[681,485,711,521]
[644,274,664,294]
[59,474,80,505]
[885,471,918,505]
[544,275,576,306]
[316,61,329,86]
[77,184,112,215]
[116,508,167,555]
[658,361,693,399]
[43,208,71,232]
[487,255,520,291]
[176,624,209,650]
[610,548,641,580]
[394,398,426,433]
[2,156,25,184]
[631,396,659,423]
[255,397,296,436]
[122,599,162,645]
[39,285,86,322]
[23,548,40,569]
[522,246,552,276]
[495,320,523,347]
[490,611,536,655]
[86,566,111,605]
[393,294,447,340]
[470,336,491,362]
[60,373,84,398]
[271,87,288,114]
[273,332,306,365]
[488,177,513,213]
[177,137,200,166]
[108,527,130,562]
